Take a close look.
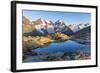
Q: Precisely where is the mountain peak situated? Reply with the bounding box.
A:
[54,20,65,26]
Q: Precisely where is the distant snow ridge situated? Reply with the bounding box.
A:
[68,23,90,32]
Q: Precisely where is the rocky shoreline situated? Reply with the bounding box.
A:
[23,51,90,62]
[22,32,71,59]
[22,35,91,62]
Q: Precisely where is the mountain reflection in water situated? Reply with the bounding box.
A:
[23,40,91,63]
[34,40,90,54]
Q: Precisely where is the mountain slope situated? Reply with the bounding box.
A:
[54,20,73,35]
[72,26,91,44]
[22,16,32,33]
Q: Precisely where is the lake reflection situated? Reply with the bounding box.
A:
[23,40,91,62]
[34,40,89,54]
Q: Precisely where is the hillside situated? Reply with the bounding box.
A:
[22,16,32,33]
[72,26,91,44]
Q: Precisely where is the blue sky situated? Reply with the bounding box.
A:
[23,10,91,25]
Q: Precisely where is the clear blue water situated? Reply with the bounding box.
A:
[23,40,90,62]
[34,40,90,54]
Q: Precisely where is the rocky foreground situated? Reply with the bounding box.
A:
[23,51,91,62]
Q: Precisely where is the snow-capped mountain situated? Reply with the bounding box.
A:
[54,20,66,32]
[68,23,90,32]
[22,16,90,36]
[54,20,74,35]
[31,18,55,35]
